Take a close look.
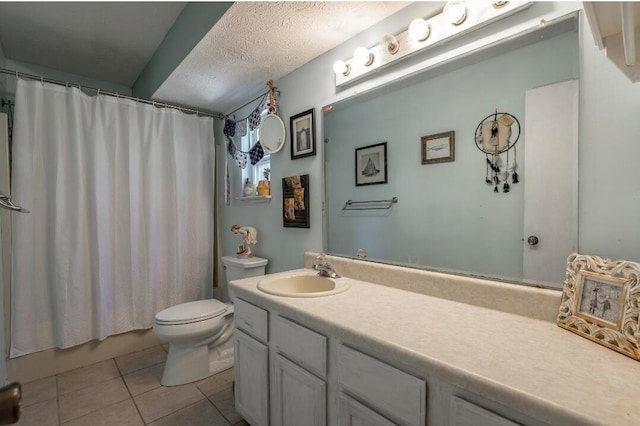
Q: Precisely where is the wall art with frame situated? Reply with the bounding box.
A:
[421,131,455,165]
[355,142,387,186]
[290,109,316,160]
[283,174,310,228]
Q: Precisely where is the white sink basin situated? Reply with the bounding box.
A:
[257,273,351,297]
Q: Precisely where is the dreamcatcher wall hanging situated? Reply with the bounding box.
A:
[474,111,521,193]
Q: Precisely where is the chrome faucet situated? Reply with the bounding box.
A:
[313,253,340,278]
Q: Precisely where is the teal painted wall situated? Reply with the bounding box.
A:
[324,32,578,281]
[133,2,233,100]
[218,2,640,293]
[217,3,446,287]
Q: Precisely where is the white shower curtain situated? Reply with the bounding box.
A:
[10,79,215,357]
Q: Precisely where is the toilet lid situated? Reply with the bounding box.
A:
[155,300,228,325]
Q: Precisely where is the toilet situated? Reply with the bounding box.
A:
[153,256,268,386]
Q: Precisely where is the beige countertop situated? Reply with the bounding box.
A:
[229,268,640,426]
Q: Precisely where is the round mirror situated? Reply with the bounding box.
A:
[259,113,286,153]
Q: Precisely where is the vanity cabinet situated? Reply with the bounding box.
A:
[338,393,396,426]
[233,299,329,426]
[273,354,326,426]
[234,299,270,426]
[337,344,426,426]
[450,396,520,426]
[272,315,328,426]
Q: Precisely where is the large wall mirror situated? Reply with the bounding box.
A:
[323,15,584,288]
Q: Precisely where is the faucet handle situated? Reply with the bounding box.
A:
[316,253,327,265]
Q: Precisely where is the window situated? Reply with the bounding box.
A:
[241,110,270,185]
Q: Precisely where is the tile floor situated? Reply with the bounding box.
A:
[16,344,249,426]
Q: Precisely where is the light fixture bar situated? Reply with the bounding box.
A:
[335,1,533,87]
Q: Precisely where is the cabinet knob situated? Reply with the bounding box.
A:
[527,235,539,246]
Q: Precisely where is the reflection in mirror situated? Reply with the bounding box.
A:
[324,24,580,288]
[259,113,286,153]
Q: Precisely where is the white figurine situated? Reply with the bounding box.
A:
[231,224,258,258]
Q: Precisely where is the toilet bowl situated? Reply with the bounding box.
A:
[154,300,235,386]
[154,255,268,386]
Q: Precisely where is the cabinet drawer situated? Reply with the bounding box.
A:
[451,396,519,426]
[234,298,268,343]
[338,393,396,426]
[273,315,327,377]
[337,344,426,426]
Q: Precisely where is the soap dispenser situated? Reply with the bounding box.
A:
[243,178,255,197]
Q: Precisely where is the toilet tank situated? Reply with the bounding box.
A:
[222,256,268,282]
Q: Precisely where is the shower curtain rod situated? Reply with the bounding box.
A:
[0,67,224,120]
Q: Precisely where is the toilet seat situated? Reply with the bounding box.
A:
[155,300,228,326]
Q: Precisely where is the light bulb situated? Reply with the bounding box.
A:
[333,60,350,76]
[380,34,399,54]
[408,18,431,42]
[353,47,374,66]
[443,1,468,25]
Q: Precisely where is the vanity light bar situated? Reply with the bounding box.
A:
[334,1,533,87]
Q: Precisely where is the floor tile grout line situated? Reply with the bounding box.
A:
[55,374,61,426]
[120,354,148,426]
[207,395,233,426]
[144,398,214,425]
[56,360,122,399]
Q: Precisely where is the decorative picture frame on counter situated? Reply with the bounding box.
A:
[290,108,316,160]
[283,174,310,228]
[557,253,640,361]
[421,131,455,164]
[355,142,387,186]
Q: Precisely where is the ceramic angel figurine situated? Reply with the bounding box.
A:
[231,224,258,258]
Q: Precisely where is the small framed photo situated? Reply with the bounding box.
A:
[557,253,640,361]
[290,109,315,160]
[421,131,455,164]
[355,142,387,186]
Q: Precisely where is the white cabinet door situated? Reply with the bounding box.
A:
[337,344,426,426]
[273,354,326,426]
[523,79,579,286]
[338,393,396,426]
[234,329,269,426]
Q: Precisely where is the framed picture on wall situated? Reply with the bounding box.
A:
[290,109,315,160]
[557,253,640,361]
[421,131,455,164]
[283,174,310,228]
[355,142,387,186]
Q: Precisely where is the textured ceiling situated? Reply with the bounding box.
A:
[153,1,411,113]
[0,2,186,86]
